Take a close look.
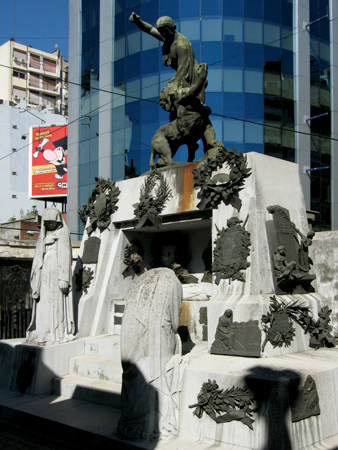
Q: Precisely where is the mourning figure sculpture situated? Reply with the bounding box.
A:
[118,268,184,440]
[211,309,261,357]
[291,375,320,422]
[268,205,316,293]
[27,207,75,345]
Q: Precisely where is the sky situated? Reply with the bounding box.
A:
[0,0,69,60]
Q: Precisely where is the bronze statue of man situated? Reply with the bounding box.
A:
[129,13,207,105]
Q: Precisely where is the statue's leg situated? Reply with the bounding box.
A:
[202,120,217,153]
[151,132,174,167]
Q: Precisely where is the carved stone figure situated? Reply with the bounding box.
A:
[212,216,251,284]
[27,207,74,345]
[291,375,320,422]
[118,268,184,440]
[211,309,261,357]
[273,246,296,280]
[268,205,316,293]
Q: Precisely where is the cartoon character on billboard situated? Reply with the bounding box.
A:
[33,136,68,180]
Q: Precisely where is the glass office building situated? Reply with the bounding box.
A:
[68,0,338,236]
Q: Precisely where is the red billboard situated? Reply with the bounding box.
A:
[29,125,68,198]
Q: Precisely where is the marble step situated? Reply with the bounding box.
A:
[53,374,122,409]
[69,355,122,384]
[84,334,121,359]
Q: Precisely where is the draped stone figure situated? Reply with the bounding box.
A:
[27,207,75,345]
[118,268,184,440]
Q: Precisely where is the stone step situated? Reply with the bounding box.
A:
[53,374,122,409]
[69,355,122,384]
[84,334,121,359]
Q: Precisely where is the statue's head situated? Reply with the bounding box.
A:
[156,16,176,39]
[277,246,285,255]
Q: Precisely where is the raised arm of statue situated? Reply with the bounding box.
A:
[129,12,164,41]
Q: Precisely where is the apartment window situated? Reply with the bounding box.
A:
[13,70,26,79]
[30,54,40,69]
[43,58,56,73]
[29,73,40,88]
[13,49,27,61]
[42,76,56,91]
[13,87,25,99]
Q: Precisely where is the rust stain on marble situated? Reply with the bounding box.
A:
[180,162,198,213]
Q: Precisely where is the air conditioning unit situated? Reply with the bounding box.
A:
[14,95,19,99]
[20,58,26,63]
[14,56,19,61]
[64,92,68,99]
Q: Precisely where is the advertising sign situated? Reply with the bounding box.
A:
[29,125,68,198]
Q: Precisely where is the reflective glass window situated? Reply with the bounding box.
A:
[89,159,98,182]
[223,92,244,118]
[244,20,263,44]
[126,31,141,56]
[223,68,243,92]
[244,0,263,19]
[264,23,280,48]
[201,42,222,65]
[202,0,222,16]
[281,0,292,26]
[206,93,222,115]
[126,78,141,103]
[115,0,125,15]
[79,140,90,164]
[79,162,90,186]
[223,18,243,42]
[141,0,160,24]
[142,32,160,51]
[202,19,222,42]
[245,93,264,118]
[180,19,200,41]
[114,59,125,86]
[115,12,125,38]
[141,101,159,124]
[179,0,200,18]
[245,122,264,144]
[141,74,159,99]
[244,69,263,94]
[264,0,280,22]
[223,0,243,17]
[244,45,264,68]
[160,0,179,19]
[114,37,125,61]
[222,42,244,67]
[125,53,141,78]
[112,153,125,180]
[141,48,160,75]
[281,27,293,52]
[207,67,222,92]
[223,119,243,142]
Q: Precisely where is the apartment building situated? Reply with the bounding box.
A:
[0,39,68,115]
